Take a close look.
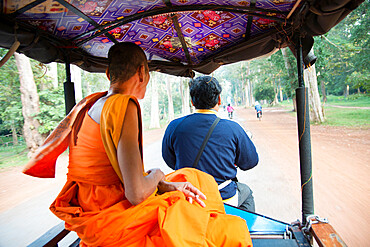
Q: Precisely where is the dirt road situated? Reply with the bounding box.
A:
[234,107,370,247]
[0,107,369,246]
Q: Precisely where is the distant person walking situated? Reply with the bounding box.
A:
[227,104,234,119]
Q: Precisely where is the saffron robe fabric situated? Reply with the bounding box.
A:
[24,93,252,246]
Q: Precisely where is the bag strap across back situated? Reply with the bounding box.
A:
[192,117,220,168]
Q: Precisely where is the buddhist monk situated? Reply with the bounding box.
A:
[23,42,252,246]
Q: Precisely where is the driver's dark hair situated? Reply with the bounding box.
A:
[190,76,222,109]
[107,42,148,84]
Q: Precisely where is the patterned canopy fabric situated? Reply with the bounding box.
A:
[0,0,364,76]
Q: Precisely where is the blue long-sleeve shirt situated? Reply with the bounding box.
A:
[255,104,262,112]
[162,113,258,199]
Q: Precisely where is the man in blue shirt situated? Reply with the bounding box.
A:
[255,102,262,119]
[162,76,259,211]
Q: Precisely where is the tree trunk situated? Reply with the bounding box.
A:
[250,79,255,106]
[279,79,283,102]
[180,77,184,115]
[71,64,83,102]
[304,64,325,123]
[83,70,92,96]
[166,76,175,122]
[245,82,250,107]
[240,62,245,105]
[46,62,59,88]
[183,79,191,114]
[180,78,191,115]
[274,91,279,105]
[292,97,297,112]
[281,48,297,111]
[270,60,278,105]
[11,122,18,145]
[248,62,254,106]
[14,53,44,156]
[249,64,255,106]
[149,72,160,129]
[273,79,279,105]
[243,62,252,107]
[245,81,250,107]
[320,81,327,103]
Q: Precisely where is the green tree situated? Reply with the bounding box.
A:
[346,71,370,93]
[314,0,369,96]
[35,87,65,135]
[81,70,110,97]
[347,0,369,76]
[347,0,369,94]
[246,53,287,106]
[213,63,245,106]
[31,61,66,136]
[0,48,67,140]
[0,48,23,141]
[254,82,275,104]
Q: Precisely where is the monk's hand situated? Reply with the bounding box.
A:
[157,181,206,208]
[146,168,165,181]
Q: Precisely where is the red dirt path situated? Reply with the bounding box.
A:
[0,107,369,246]
[235,107,370,247]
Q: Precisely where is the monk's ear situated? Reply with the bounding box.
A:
[138,65,145,82]
[105,68,110,80]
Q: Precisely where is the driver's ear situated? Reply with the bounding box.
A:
[218,95,221,105]
[105,68,110,80]
[191,99,194,106]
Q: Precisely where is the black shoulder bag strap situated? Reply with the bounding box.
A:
[192,117,220,168]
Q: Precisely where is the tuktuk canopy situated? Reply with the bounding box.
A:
[0,0,364,77]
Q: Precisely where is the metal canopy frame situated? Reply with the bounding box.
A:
[1,0,363,77]
[1,0,299,76]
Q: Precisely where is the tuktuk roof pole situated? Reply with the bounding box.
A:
[295,36,314,224]
[63,53,76,115]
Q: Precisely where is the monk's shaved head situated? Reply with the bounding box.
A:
[107,42,148,84]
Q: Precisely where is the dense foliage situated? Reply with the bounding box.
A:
[0,50,66,137]
[0,49,23,136]
[314,0,369,95]
[254,82,275,104]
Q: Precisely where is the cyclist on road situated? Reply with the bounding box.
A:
[254,102,262,120]
[227,104,234,119]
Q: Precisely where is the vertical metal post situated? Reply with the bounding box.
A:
[295,36,314,224]
[63,54,76,115]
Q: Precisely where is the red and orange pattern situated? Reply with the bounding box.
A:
[4,0,296,64]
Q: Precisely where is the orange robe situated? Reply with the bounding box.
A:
[24,93,252,247]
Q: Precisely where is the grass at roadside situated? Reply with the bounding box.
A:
[271,94,369,128]
[267,100,296,117]
[326,94,370,107]
[0,143,29,170]
[323,107,370,128]
[322,95,369,128]
[274,100,295,110]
